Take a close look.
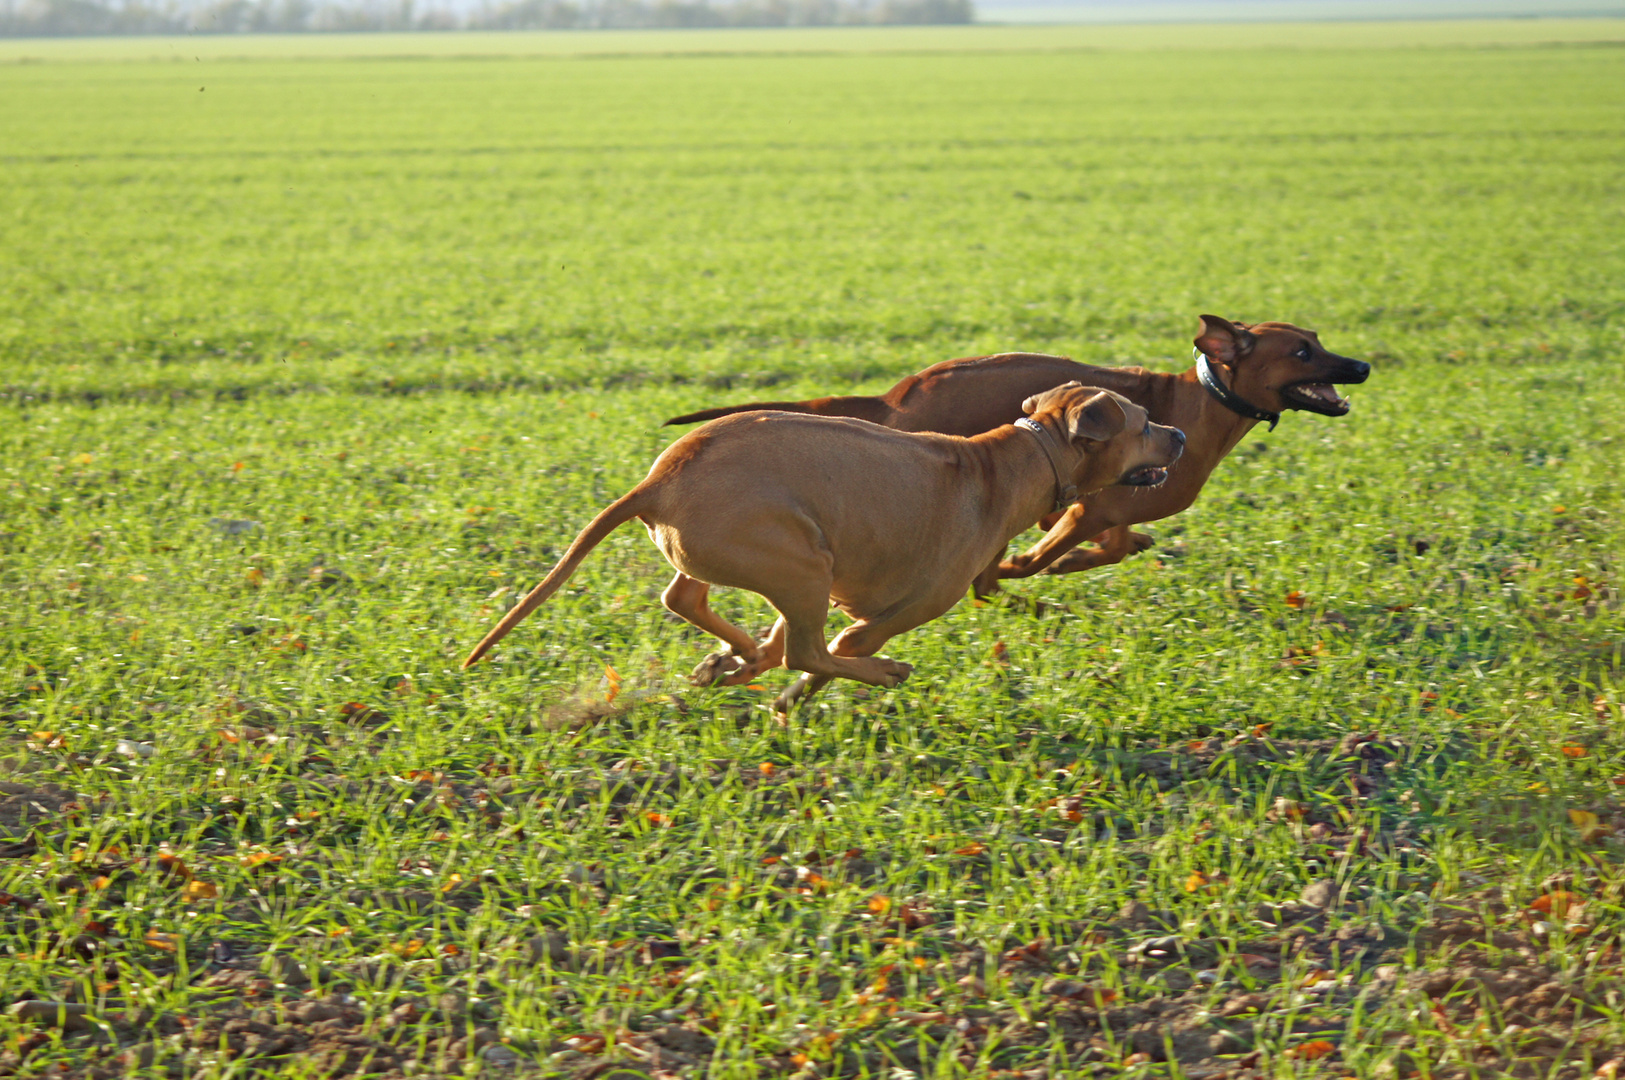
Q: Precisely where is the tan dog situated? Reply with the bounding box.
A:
[664,316,1370,594]
[462,384,1186,714]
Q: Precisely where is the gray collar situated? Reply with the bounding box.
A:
[1015,417,1078,513]
[1194,348,1280,431]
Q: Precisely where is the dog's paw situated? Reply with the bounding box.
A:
[718,660,767,687]
[690,651,745,686]
[1128,530,1155,554]
[873,659,913,687]
[772,675,814,717]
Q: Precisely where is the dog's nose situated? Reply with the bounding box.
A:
[1169,427,1187,446]
[1349,360,1372,382]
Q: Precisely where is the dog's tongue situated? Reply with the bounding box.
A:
[1299,383,1346,406]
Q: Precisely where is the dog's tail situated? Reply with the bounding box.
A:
[662,394,892,427]
[461,489,650,669]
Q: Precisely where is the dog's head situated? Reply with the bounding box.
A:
[1195,315,1370,418]
[1022,383,1186,491]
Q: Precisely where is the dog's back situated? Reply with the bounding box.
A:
[663,353,1154,437]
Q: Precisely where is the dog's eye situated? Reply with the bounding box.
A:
[1297,345,1311,359]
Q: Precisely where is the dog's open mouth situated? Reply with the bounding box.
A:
[1282,382,1352,416]
[1121,466,1169,487]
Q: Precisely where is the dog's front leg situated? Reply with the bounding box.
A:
[997,503,1108,579]
[1041,526,1156,576]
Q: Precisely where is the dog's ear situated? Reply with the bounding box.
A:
[1195,315,1257,365]
[1021,380,1084,416]
[1065,390,1128,444]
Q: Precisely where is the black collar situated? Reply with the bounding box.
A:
[1194,348,1279,432]
[1014,417,1078,513]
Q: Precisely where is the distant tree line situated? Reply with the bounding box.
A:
[0,0,972,34]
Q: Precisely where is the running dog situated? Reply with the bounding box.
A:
[462,384,1185,714]
[663,316,1370,594]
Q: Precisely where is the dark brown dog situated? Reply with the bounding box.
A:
[664,316,1370,593]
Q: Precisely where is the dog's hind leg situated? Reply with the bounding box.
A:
[714,616,786,687]
[773,613,913,716]
[662,573,764,686]
[767,594,913,716]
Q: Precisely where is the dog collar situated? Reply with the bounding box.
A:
[1195,349,1279,432]
[1015,416,1079,513]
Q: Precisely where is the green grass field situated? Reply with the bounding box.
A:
[2,21,1624,1080]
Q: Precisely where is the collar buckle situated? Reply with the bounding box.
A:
[1015,416,1078,513]
[1194,348,1280,431]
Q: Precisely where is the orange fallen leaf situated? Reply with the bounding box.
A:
[440,873,464,893]
[1562,744,1589,758]
[868,895,892,916]
[1530,891,1581,917]
[645,812,673,827]
[759,762,776,776]
[1185,871,1209,892]
[602,664,622,704]
[1284,590,1306,609]
[1570,810,1609,842]
[144,930,180,952]
[390,939,426,958]
[991,641,1010,666]
[1287,1040,1337,1060]
[239,852,283,871]
[954,842,986,857]
[183,880,218,902]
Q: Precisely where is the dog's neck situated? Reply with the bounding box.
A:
[1014,417,1077,513]
[1194,351,1279,430]
[1175,365,1265,466]
[973,420,1099,540]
